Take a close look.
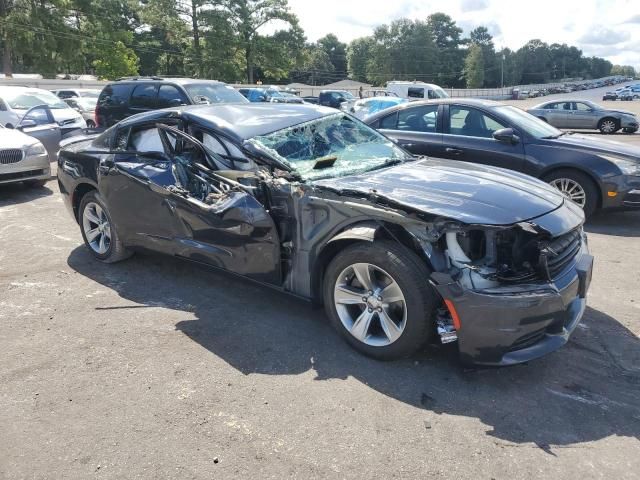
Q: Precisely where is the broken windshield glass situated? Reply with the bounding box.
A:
[248,113,411,181]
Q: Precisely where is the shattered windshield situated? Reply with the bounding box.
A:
[249,113,412,181]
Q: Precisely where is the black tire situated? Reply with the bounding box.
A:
[5,123,13,129]
[543,169,599,218]
[598,117,619,134]
[323,240,437,360]
[86,120,96,128]
[623,127,638,134]
[25,179,47,188]
[79,191,132,263]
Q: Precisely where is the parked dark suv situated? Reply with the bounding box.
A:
[95,77,248,127]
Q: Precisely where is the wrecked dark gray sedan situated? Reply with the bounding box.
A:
[57,104,594,365]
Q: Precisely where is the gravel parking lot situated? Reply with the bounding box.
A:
[1,87,639,479]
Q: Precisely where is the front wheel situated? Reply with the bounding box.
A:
[544,169,599,217]
[79,191,132,263]
[86,120,96,128]
[323,240,437,360]
[598,117,619,134]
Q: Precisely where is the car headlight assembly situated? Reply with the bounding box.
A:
[601,155,640,176]
[26,142,46,157]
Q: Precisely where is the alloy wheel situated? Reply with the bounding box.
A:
[82,201,112,255]
[600,119,617,133]
[333,263,407,347]
[549,178,587,207]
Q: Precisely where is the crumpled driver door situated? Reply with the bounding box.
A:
[156,124,282,286]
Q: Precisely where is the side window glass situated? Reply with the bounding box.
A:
[201,133,227,155]
[129,126,164,153]
[449,107,505,138]
[397,105,438,132]
[157,85,189,108]
[130,84,158,109]
[546,103,557,110]
[98,84,132,107]
[408,87,424,98]
[575,102,590,111]
[379,112,398,129]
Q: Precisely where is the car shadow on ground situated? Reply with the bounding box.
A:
[67,246,640,451]
[585,210,640,237]
[0,182,53,206]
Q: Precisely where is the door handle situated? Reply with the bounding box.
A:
[445,147,463,156]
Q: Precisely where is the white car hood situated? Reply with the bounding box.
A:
[0,128,37,148]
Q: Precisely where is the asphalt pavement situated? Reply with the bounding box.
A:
[1,87,639,479]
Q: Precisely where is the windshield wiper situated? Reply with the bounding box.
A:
[361,158,404,174]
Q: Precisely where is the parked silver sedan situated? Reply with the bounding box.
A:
[527,100,639,134]
[0,124,50,188]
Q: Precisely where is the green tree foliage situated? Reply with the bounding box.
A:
[347,37,373,83]
[464,44,484,88]
[0,3,627,86]
[93,40,139,79]
[317,33,347,77]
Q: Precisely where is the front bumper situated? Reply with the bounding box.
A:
[0,152,50,185]
[601,174,640,209]
[432,247,594,366]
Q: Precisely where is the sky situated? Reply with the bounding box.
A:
[283,0,640,70]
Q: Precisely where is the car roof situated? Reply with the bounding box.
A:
[363,98,504,123]
[119,103,338,141]
[109,78,226,86]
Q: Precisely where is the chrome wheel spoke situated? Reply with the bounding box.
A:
[85,208,100,225]
[352,263,374,291]
[98,232,107,253]
[335,285,366,305]
[379,309,403,343]
[86,227,101,242]
[380,280,403,304]
[350,308,375,342]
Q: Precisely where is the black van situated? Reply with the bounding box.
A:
[95,77,248,128]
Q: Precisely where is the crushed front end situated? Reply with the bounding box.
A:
[427,201,593,366]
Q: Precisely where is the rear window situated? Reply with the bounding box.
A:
[98,84,133,107]
[183,83,248,104]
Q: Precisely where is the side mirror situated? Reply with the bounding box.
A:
[493,128,519,145]
[17,119,38,130]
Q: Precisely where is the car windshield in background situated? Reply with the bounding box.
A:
[494,105,564,139]
[249,113,412,181]
[184,84,248,104]
[4,90,69,110]
[432,87,448,98]
[76,97,97,109]
[79,91,100,98]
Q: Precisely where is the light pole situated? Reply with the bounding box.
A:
[501,53,505,88]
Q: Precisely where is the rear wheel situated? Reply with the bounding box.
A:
[323,240,437,360]
[544,169,599,217]
[598,117,619,134]
[86,119,96,128]
[79,191,131,263]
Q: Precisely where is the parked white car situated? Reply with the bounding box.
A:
[51,88,101,100]
[0,124,50,187]
[62,96,98,127]
[386,81,449,100]
[0,86,86,135]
